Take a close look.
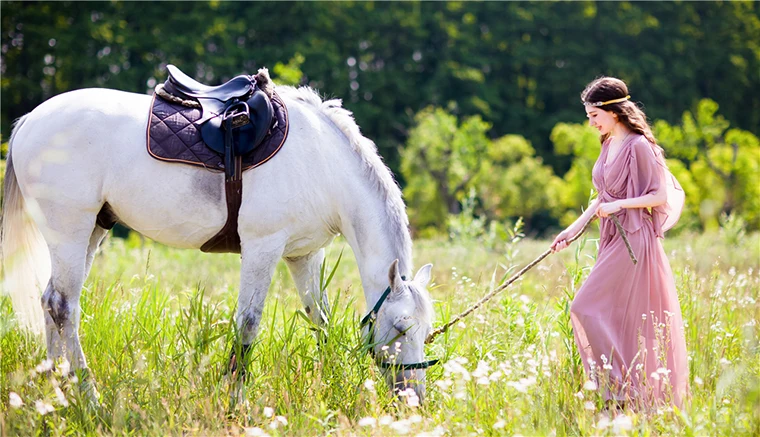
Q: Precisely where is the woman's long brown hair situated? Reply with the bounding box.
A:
[581,77,658,147]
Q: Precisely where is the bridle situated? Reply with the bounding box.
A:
[359,280,439,370]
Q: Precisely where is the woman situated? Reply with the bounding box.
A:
[551,77,688,409]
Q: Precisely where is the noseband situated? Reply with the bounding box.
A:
[359,280,439,370]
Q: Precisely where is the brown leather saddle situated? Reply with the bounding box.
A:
[142,65,289,253]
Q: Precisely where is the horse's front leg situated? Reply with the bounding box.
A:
[284,249,330,326]
[229,235,286,379]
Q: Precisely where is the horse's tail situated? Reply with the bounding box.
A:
[1,114,48,334]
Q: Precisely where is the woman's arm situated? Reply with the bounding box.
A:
[597,166,667,217]
[551,198,601,252]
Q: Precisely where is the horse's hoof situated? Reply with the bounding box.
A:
[227,343,252,380]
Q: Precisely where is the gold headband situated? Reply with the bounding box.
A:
[583,95,631,107]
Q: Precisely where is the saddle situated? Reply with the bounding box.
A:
[163,65,274,178]
[144,65,288,254]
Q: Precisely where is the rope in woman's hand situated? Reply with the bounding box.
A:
[425,213,637,344]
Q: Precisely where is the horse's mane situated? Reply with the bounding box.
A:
[277,86,414,277]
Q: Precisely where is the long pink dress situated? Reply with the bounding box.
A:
[570,134,689,408]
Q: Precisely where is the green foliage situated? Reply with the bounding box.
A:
[401,107,490,231]
[655,99,760,230]
[476,135,563,230]
[272,53,305,87]
[402,108,561,235]
[550,123,600,226]
[2,2,759,171]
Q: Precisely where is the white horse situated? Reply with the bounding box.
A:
[1,83,436,402]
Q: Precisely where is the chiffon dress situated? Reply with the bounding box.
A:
[570,134,689,408]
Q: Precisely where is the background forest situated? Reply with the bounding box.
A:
[2,1,759,235]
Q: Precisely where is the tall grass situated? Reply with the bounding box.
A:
[1,231,758,436]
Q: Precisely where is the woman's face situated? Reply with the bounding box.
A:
[585,106,617,135]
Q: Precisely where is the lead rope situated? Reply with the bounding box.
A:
[425,214,636,344]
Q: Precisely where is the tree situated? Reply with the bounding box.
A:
[655,99,760,230]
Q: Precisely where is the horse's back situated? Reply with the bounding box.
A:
[11,88,228,248]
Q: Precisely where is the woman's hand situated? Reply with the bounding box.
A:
[551,228,576,253]
[596,201,623,218]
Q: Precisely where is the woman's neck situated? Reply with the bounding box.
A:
[611,124,633,141]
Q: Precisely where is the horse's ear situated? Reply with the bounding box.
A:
[388,259,403,291]
[414,263,433,288]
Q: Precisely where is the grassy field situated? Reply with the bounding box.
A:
[1,229,758,436]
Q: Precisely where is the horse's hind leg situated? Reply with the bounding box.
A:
[40,217,101,401]
[84,226,109,279]
[285,249,331,327]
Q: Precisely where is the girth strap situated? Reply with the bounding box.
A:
[200,155,243,253]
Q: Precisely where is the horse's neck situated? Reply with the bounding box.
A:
[340,186,413,309]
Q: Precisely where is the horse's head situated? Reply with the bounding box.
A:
[367,259,435,403]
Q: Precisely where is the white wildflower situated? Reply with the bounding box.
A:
[409,414,423,424]
[263,406,274,418]
[694,376,704,386]
[245,427,269,437]
[364,379,376,392]
[379,415,393,426]
[493,419,506,429]
[9,392,23,408]
[583,380,598,391]
[54,387,69,407]
[35,359,54,374]
[435,379,453,390]
[406,393,420,407]
[612,414,633,433]
[390,419,411,434]
[58,359,71,376]
[35,400,54,415]
[358,417,376,428]
[595,416,611,429]
[584,401,596,411]
[574,391,584,400]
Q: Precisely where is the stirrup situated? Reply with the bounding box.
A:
[223,102,251,129]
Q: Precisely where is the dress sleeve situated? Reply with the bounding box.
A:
[628,137,684,237]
